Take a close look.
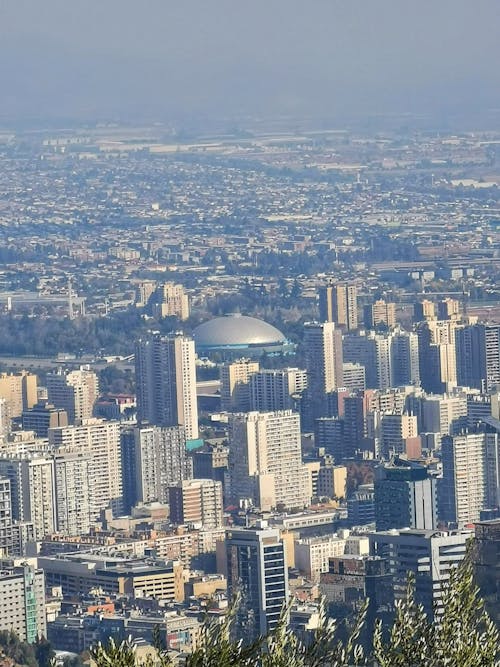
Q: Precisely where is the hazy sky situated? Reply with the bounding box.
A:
[1,0,499,126]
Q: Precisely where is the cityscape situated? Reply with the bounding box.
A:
[0,2,499,666]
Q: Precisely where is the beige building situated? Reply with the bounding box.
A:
[46,368,99,424]
[228,410,310,511]
[169,479,223,529]
[153,282,190,320]
[380,413,419,457]
[304,321,344,423]
[0,371,38,419]
[364,299,396,329]
[319,283,358,330]
[220,358,259,412]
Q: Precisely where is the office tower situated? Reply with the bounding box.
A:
[390,330,420,387]
[363,299,396,329]
[134,425,191,504]
[228,411,309,511]
[380,413,419,458]
[420,393,468,436]
[220,359,260,412]
[249,368,308,412]
[48,419,123,520]
[152,282,190,320]
[22,401,68,437]
[135,332,199,440]
[0,456,56,540]
[314,417,344,460]
[456,324,500,392]
[374,460,438,530]
[417,320,459,393]
[0,398,8,439]
[466,393,492,430]
[169,479,223,529]
[318,283,358,330]
[347,484,375,525]
[369,528,470,619]
[437,298,460,321]
[473,520,500,627]
[343,331,391,390]
[46,367,99,424]
[342,363,366,392]
[0,477,13,554]
[53,450,91,536]
[0,564,47,642]
[0,370,38,419]
[226,524,288,637]
[413,299,436,323]
[303,321,343,423]
[440,432,499,526]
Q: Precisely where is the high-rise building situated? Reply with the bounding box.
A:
[374,460,438,531]
[417,320,459,393]
[314,417,344,460]
[135,333,199,440]
[53,450,91,536]
[134,425,191,505]
[226,524,288,637]
[342,363,366,392]
[369,528,470,619]
[0,456,56,540]
[303,322,343,424]
[0,477,13,555]
[347,484,375,525]
[390,330,420,387]
[318,283,358,330]
[437,298,460,321]
[228,410,309,511]
[380,413,419,458]
[440,432,499,526]
[0,371,38,419]
[46,368,99,424]
[0,564,47,642]
[48,419,123,521]
[364,300,396,329]
[22,401,68,437]
[343,332,392,390]
[152,282,190,320]
[249,368,308,412]
[456,324,500,392]
[169,479,223,529]
[413,300,436,323]
[220,359,260,412]
[420,393,468,436]
[473,520,500,628]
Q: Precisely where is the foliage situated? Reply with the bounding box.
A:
[89,554,499,667]
[0,631,37,667]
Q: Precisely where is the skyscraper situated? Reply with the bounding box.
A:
[303,321,343,423]
[169,478,223,529]
[363,299,396,329]
[228,410,309,511]
[152,282,190,320]
[318,283,358,330]
[0,565,47,642]
[374,460,438,531]
[390,330,420,387]
[417,320,459,394]
[226,524,288,638]
[135,332,199,440]
[0,371,38,420]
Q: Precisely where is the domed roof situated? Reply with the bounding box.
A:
[193,313,286,348]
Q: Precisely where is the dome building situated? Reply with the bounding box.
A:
[193,313,292,359]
